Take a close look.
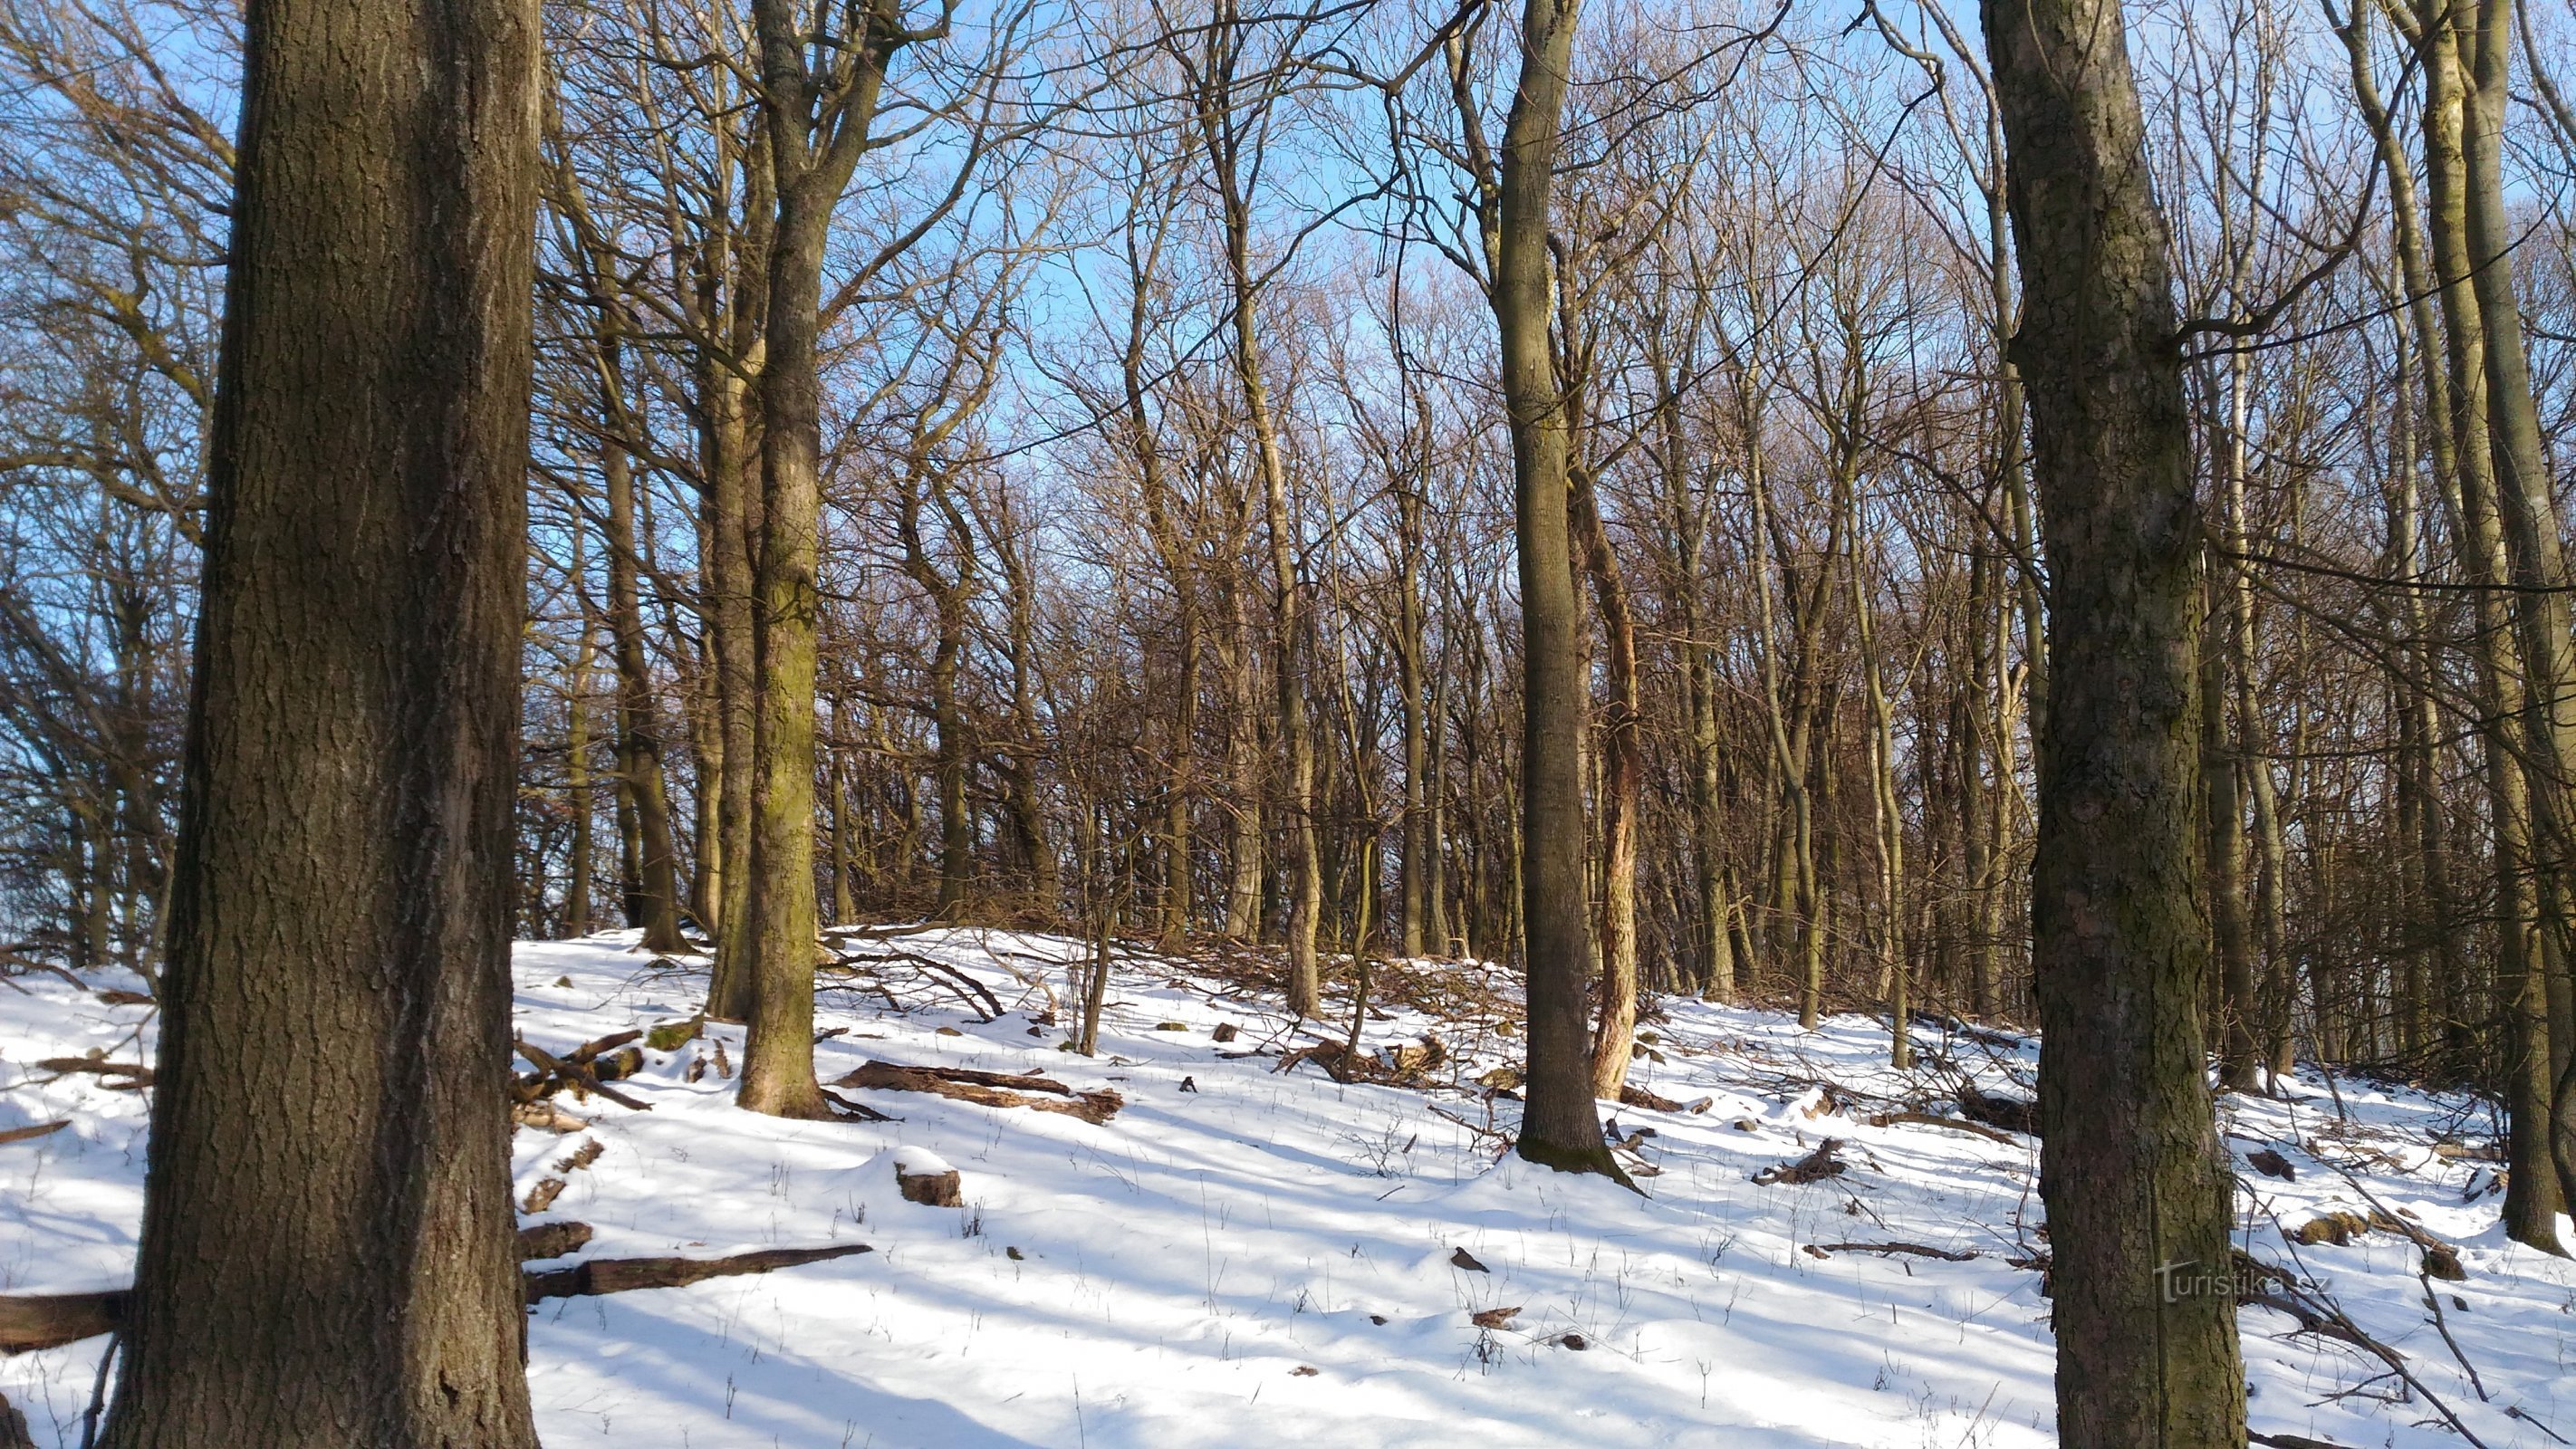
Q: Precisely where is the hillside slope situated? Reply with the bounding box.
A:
[3,929,2565,1447]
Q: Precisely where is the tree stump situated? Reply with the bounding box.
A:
[892,1149,962,1207]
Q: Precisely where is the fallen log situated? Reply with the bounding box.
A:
[1955,1086,2038,1136]
[0,1120,69,1147]
[5,1243,877,1353]
[831,1061,1120,1124]
[0,1291,125,1353]
[515,1221,595,1262]
[1867,1111,2020,1147]
[512,1100,588,1134]
[524,1243,872,1302]
[1618,1083,1711,1115]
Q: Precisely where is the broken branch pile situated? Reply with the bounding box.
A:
[514,1032,650,1111]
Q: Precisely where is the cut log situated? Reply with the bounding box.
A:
[513,1100,587,1134]
[644,1016,704,1051]
[831,1061,1120,1124]
[524,1243,873,1302]
[515,1221,594,1262]
[0,1120,69,1147]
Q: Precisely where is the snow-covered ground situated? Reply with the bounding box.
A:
[5,928,2570,1447]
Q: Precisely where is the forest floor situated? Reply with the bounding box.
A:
[3,927,2568,1447]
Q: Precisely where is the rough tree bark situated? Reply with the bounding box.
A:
[1980,0,2248,1436]
[1493,0,1622,1180]
[735,0,926,1118]
[98,0,543,1441]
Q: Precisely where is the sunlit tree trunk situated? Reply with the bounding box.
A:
[101,0,543,1437]
[1981,0,2248,1433]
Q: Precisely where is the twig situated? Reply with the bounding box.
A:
[2420,1271,2488,1401]
[1807,1240,1978,1262]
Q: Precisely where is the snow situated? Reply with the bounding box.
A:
[4,927,2570,1447]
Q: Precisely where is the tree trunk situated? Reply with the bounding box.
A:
[600,358,687,955]
[2456,0,2576,1230]
[1980,0,2247,1437]
[1494,0,1620,1181]
[2201,563,2261,1088]
[734,0,916,1119]
[830,742,856,926]
[1223,589,1264,937]
[100,0,543,1439]
[564,523,595,937]
[699,256,764,1015]
[1573,467,1639,1099]
[2411,0,2568,1247]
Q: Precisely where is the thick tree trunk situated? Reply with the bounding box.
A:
[737,178,833,1119]
[1494,0,1620,1181]
[734,0,913,1118]
[1980,0,2247,1438]
[99,0,543,1440]
[699,75,772,1017]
